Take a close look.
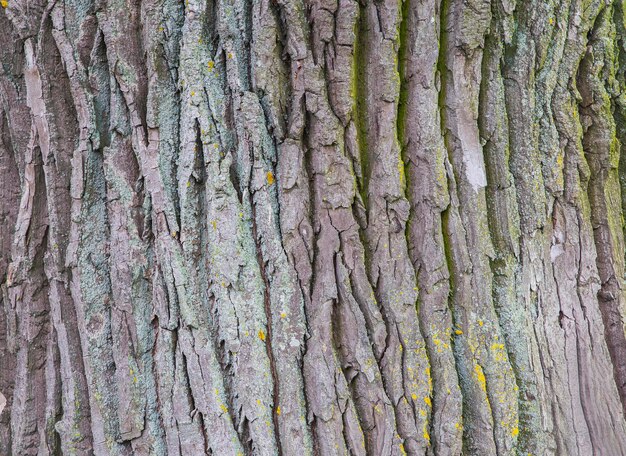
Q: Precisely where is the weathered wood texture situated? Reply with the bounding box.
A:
[2,0,626,454]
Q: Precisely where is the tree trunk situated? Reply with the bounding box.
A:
[2,0,626,454]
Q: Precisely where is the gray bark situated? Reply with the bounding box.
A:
[2,0,626,454]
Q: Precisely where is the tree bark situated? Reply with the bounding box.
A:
[2,0,626,454]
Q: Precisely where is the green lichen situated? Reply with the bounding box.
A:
[352,7,370,208]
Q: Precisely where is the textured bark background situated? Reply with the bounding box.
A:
[2,0,626,454]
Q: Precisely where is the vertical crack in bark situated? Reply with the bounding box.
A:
[250,191,283,456]
[353,4,369,209]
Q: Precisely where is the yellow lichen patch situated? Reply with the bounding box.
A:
[0,0,7,8]
[455,329,463,335]
[276,406,281,415]
[512,427,519,437]
[474,363,487,392]
[399,443,407,456]
[171,231,178,238]
[228,52,234,59]
[258,329,266,341]
[280,312,287,319]
[478,320,484,327]
[208,60,214,70]
[220,403,228,414]
[398,156,406,188]
[411,393,418,401]
[491,342,507,362]
[424,396,431,407]
[423,430,430,442]
[211,220,217,230]
[267,171,275,185]
[432,335,450,352]
[556,152,564,167]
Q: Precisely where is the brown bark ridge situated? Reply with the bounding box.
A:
[2,0,626,454]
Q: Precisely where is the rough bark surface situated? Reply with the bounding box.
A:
[2,0,626,454]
